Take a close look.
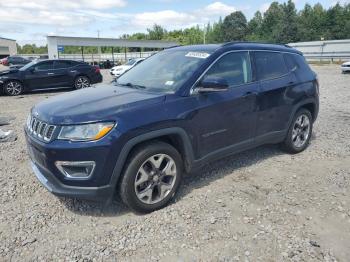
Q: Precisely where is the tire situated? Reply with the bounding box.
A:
[3,80,24,96]
[74,75,90,89]
[281,108,313,154]
[119,141,183,213]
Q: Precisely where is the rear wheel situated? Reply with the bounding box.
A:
[119,141,183,213]
[281,108,313,154]
[74,76,90,89]
[4,80,24,96]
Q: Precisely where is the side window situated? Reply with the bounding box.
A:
[255,52,288,80]
[203,52,252,87]
[54,61,72,69]
[284,53,298,72]
[35,61,54,71]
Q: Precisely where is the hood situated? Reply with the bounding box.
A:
[32,84,166,124]
[0,68,19,76]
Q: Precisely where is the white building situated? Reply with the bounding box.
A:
[0,37,17,58]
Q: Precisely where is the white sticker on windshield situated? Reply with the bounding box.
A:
[185,52,210,59]
[165,81,174,86]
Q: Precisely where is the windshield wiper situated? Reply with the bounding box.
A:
[117,82,146,89]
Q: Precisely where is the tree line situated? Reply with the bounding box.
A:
[18,1,350,54]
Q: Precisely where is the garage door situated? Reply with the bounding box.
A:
[0,46,10,55]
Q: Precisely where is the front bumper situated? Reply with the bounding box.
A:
[25,128,122,201]
[30,161,114,200]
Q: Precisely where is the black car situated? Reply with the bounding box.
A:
[26,42,319,213]
[0,59,103,96]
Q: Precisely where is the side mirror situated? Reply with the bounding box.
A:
[196,76,229,93]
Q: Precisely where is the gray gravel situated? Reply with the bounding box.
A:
[0,65,349,261]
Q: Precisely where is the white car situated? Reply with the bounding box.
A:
[341,61,350,73]
[110,58,145,77]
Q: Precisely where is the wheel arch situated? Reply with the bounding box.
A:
[109,128,194,191]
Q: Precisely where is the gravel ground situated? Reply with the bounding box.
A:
[0,65,349,261]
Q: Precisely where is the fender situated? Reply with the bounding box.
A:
[287,97,318,129]
[108,127,195,190]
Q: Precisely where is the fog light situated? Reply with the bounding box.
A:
[55,161,95,179]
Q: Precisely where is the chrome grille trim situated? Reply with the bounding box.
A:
[27,114,56,142]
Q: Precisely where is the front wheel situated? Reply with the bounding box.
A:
[281,108,313,154]
[4,80,24,96]
[74,76,90,89]
[119,141,183,213]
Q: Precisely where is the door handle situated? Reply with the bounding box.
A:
[47,73,54,75]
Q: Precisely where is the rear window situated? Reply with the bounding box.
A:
[255,52,288,80]
[284,53,312,73]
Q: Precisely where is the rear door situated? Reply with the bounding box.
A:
[53,60,73,87]
[253,51,297,138]
[24,61,55,89]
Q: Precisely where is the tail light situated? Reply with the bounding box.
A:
[94,66,100,74]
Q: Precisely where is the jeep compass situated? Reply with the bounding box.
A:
[25,42,319,213]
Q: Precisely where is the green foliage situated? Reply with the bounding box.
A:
[17,2,350,54]
[221,11,248,41]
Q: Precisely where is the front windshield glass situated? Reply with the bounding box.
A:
[116,50,212,93]
[19,60,38,71]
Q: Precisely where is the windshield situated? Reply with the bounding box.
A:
[19,60,38,71]
[125,59,136,66]
[116,50,212,93]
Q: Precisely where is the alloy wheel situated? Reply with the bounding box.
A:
[292,114,310,148]
[134,154,177,205]
[6,81,22,96]
[75,76,90,89]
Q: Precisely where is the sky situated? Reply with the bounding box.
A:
[0,0,347,46]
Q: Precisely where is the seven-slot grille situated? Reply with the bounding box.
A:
[27,115,56,142]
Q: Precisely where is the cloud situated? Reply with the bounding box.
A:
[0,8,93,26]
[0,0,127,10]
[203,2,236,15]
[130,2,236,29]
[1,1,238,42]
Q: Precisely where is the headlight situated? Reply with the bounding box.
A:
[58,122,115,141]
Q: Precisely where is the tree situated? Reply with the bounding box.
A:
[247,11,263,41]
[278,0,299,43]
[221,11,248,42]
[260,2,284,42]
[147,24,167,40]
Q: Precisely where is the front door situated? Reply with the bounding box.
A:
[25,61,55,90]
[190,51,259,158]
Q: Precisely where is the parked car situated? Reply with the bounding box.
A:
[110,58,144,77]
[25,43,319,213]
[1,56,31,66]
[0,59,102,96]
[341,61,350,73]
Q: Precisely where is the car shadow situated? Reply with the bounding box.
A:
[59,143,284,217]
[174,144,283,203]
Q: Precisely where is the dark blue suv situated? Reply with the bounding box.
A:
[25,43,319,213]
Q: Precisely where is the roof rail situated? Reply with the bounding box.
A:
[222,41,292,48]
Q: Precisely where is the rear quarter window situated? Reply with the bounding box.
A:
[254,52,288,81]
